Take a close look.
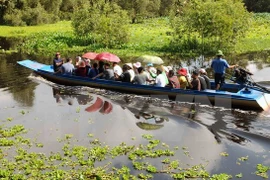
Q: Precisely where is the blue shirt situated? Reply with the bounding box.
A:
[88,68,99,78]
[211,58,229,74]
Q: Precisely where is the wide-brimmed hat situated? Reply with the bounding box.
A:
[177,68,187,76]
[125,63,133,69]
[216,50,224,56]
[133,62,141,68]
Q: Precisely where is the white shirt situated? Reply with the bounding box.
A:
[155,74,166,87]
[128,69,135,81]
[113,64,123,76]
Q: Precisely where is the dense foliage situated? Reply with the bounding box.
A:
[72,1,129,48]
[1,0,270,57]
[169,0,251,57]
[0,0,269,26]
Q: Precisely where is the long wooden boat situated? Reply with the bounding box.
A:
[17,60,270,111]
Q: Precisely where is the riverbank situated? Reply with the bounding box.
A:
[0,16,270,61]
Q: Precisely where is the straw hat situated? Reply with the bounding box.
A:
[125,63,133,69]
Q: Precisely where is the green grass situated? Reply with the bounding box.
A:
[1,16,270,57]
[0,21,72,37]
[127,17,172,52]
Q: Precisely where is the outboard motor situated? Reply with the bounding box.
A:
[232,68,251,85]
[232,67,270,93]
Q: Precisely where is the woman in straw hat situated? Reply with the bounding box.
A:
[211,50,237,90]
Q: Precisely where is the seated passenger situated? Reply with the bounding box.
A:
[146,63,157,81]
[125,63,135,81]
[155,68,166,87]
[132,67,149,85]
[160,65,169,85]
[53,52,63,72]
[115,64,131,82]
[177,68,188,89]
[167,70,180,88]
[88,62,99,78]
[113,62,123,77]
[198,70,207,90]
[98,61,105,74]
[133,62,141,74]
[93,63,114,80]
[75,56,83,68]
[59,57,74,75]
[85,59,91,75]
[199,68,211,89]
[75,61,87,77]
[188,69,201,91]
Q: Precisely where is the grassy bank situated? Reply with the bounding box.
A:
[0,16,270,59]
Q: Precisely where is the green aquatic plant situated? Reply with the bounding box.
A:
[0,120,268,179]
[255,164,270,179]
[238,156,249,162]
[235,173,243,178]
[220,152,229,157]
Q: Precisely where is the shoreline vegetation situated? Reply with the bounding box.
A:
[0,14,270,62]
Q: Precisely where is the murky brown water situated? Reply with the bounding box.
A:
[1,53,270,179]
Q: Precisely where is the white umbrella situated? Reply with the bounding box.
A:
[137,55,164,65]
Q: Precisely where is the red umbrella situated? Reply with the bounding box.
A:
[95,52,121,63]
[82,52,98,60]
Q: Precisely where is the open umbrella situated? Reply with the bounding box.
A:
[82,52,98,60]
[95,52,121,63]
[137,55,164,65]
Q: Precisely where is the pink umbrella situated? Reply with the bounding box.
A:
[82,52,98,60]
[95,52,121,63]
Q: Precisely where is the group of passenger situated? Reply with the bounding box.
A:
[53,50,235,91]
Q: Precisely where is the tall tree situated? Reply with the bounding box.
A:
[72,1,129,48]
[159,0,175,16]
[171,0,251,56]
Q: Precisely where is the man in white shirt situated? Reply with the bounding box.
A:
[113,62,123,76]
[125,63,135,81]
[155,68,166,87]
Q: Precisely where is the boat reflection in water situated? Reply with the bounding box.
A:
[52,87,113,114]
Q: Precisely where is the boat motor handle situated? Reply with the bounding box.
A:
[239,67,253,75]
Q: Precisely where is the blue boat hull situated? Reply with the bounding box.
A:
[17,60,270,111]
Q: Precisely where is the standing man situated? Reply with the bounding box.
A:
[53,52,63,72]
[211,50,237,90]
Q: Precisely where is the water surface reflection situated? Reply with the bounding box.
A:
[1,54,270,178]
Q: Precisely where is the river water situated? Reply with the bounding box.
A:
[0,53,270,179]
